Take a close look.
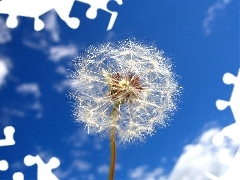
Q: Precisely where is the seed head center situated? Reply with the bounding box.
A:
[107,72,143,104]
[119,80,130,89]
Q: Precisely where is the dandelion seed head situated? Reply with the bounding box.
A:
[70,39,181,144]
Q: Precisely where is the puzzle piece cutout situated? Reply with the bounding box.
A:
[24,154,60,180]
[0,126,15,147]
[212,69,240,145]
[107,0,123,11]
[0,160,8,171]
[216,69,240,122]
[0,159,24,180]
[77,0,123,30]
[207,69,240,179]
[0,0,79,31]
[0,126,60,179]
[0,0,123,31]
[12,172,24,180]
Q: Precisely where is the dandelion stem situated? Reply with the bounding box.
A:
[108,102,120,180]
[108,124,116,180]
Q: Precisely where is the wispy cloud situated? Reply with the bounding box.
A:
[166,128,237,180]
[43,10,60,43]
[16,83,41,98]
[53,80,71,93]
[129,127,239,180]
[71,160,92,171]
[0,58,11,88]
[23,38,78,62]
[1,108,25,118]
[22,15,77,62]
[0,17,12,44]
[22,9,59,47]
[54,130,102,180]
[48,44,78,62]
[54,159,94,180]
[1,82,43,125]
[55,65,69,75]
[202,0,232,35]
[97,163,121,174]
[129,165,165,180]
[53,65,73,93]
[97,164,109,174]
[16,83,43,119]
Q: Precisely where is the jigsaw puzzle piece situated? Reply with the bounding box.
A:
[0,0,80,30]
[0,160,8,171]
[0,0,18,28]
[0,0,122,30]
[76,0,123,30]
[24,154,60,180]
[54,0,80,29]
[207,69,240,180]
[0,126,15,147]
[0,0,54,31]
[216,70,240,122]
[12,172,24,180]
[107,0,123,12]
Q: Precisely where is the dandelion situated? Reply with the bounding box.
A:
[70,39,180,179]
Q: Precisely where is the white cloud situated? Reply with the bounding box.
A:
[65,130,90,148]
[53,80,71,93]
[16,83,43,119]
[48,44,78,62]
[55,65,69,75]
[167,128,227,180]
[1,82,43,123]
[130,165,147,179]
[23,35,49,50]
[0,107,25,126]
[53,64,73,93]
[54,159,92,179]
[97,163,121,174]
[16,83,41,98]
[168,128,239,179]
[2,108,25,118]
[23,36,78,63]
[129,165,164,180]
[145,168,164,180]
[129,127,239,180]
[97,164,109,174]
[0,17,12,44]
[22,10,60,49]
[0,59,10,88]
[202,0,232,35]
[43,10,60,42]
[72,160,91,171]
[54,129,106,179]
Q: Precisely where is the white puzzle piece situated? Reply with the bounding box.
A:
[207,69,240,179]
[24,154,60,180]
[12,172,24,180]
[0,160,8,171]
[0,0,123,31]
[0,126,15,147]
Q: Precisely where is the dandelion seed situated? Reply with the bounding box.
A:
[70,39,181,179]
[70,39,180,143]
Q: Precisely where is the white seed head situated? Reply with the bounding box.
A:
[70,39,181,143]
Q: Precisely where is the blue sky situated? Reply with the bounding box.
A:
[0,0,239,179]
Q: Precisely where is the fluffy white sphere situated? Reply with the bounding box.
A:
[70,39,181,143]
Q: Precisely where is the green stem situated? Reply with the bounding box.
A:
[108,102,120,180]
